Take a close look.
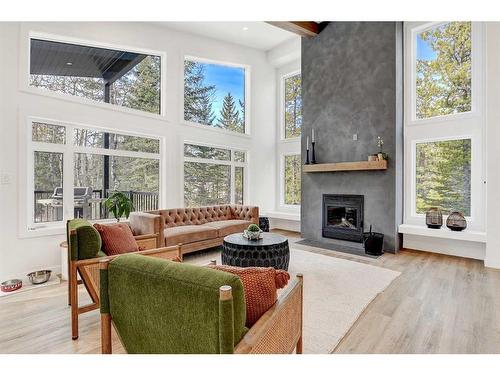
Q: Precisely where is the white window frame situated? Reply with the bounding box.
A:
[279,152,301,210]
[280,70,302,141]
[404,22,486,231]
[182,141,248,206]
[24,117,164,236]
[23,31,167,120]
[407,22,481,125]
[181,55,251,137]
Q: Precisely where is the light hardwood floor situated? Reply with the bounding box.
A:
[1,230,499,354]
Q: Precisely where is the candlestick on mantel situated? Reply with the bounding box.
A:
[305,136,310,164]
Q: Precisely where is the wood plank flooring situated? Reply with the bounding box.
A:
[1,230,499,354]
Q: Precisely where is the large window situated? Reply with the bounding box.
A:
[415,139,471,216]
[29,38,162,115]
[404,22,484,230]
[30,120,161,228]
[283,154,301,206]
[183,143,246,207]
[414,22,472,120]
[184,58,247,134]
[283,73,302,139]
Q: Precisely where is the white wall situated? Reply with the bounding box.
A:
[0,22,278,280]
[485,22,500,268]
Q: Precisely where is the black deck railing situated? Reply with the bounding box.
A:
[34,189,159,223]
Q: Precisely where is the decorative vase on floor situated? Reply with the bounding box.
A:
[446,211,467,231]
[426,207,443,229]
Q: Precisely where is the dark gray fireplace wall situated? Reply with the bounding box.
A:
[301,22,403,252]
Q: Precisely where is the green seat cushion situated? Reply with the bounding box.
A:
[107,254,247,354]
[97,250,107,258]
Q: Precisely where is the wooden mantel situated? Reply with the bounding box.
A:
[303,160,387,173]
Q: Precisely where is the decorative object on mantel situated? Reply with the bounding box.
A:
[368,155,378,162]
[1,279,22,293]
[363,225,384,256]
[303,160,387,173]
[311,128,317,164]
[446,211,467,231]
[27,270,52,285]
[305,136,311,164]
[426,207,443,229]
[376,136,388,161]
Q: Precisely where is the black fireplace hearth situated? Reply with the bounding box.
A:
[322,194,364,242]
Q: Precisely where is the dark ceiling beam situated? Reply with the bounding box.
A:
[267,21,320,38]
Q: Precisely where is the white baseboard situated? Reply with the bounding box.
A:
[403,234,486,260]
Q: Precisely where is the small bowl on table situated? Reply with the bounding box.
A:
[1,279,22,293]
[27,270,52,285]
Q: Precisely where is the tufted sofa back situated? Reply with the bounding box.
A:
[148,205,259,228]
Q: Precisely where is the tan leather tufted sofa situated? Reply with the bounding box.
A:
[129,205,259,255]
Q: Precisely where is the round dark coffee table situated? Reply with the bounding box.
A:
[221,233,290,270]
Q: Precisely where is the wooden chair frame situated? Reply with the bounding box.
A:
[68,230,182,340]
[100,260,303,354]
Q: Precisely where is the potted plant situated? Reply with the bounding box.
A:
[104,192,134,222]
[244,224,262,240]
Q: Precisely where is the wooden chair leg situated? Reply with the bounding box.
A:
[296,336,303,354]
[101,313,112,354]
[70,263,79,340]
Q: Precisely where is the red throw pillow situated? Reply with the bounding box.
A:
[93,223,139,256]
[208,265,290,327]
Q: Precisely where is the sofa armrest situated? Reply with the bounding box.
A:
[234,274,303,354]
[129,212,164,247]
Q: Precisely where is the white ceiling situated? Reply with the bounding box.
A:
[157,22,298,51]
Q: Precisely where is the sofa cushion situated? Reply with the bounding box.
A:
[202,220,253,238]
[164,225,218,246]
[94,223,139,256]
[208,265,290,327]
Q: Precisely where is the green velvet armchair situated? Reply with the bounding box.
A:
[66,219,180,340]
[100,254,304,354]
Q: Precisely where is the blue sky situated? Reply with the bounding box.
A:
[417,34,437,61]
[202,63,245,117]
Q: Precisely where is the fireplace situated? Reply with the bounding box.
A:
[322,194,364,242]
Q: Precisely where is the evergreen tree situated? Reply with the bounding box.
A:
[238,99,245,131]
[416,22,472,119]
[217,93,242,132]
[184,61,216,125]
[114,56,161,114]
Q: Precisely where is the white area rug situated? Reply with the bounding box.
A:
[287,248,400,353]
[188,246,400,354]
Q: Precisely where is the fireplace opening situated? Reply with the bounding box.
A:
[322,194,364,242]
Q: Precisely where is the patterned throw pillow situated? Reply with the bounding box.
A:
[93,223,139,256]
[208,265,290,327]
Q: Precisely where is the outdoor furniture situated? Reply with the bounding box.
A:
[100,254,303,354]
[67,219,178,340]
[222,233,290,271]
[130,205,259,256]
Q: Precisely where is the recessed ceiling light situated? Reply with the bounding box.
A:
[66,62,73,66]
[242,26,249,31]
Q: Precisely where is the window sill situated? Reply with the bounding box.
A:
[399,224,486,243]
[263,211,301,222]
